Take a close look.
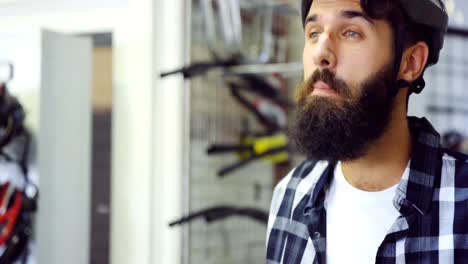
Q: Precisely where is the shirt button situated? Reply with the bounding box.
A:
[312,232,321,239]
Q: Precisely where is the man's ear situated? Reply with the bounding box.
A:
[398,41,429,82]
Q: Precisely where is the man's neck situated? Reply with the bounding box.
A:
[341,101,412,192]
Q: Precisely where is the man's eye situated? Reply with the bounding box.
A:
[308,32,320,39]
[344,30,360,38]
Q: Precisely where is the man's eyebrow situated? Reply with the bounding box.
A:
[304,10,375,27]
[304,14,318,27]
[340,10,375,26]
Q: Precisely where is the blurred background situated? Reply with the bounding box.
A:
[0,0,466,263]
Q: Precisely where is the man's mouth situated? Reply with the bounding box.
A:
[311,80,339,96]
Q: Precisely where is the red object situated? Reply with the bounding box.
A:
[0,184,22,245]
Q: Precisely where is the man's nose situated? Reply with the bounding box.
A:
[312,33,337,71]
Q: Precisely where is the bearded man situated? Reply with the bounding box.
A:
[266,0,468,263]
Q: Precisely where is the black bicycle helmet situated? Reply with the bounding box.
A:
[301,0,449,95]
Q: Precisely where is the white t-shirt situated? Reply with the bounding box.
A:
[324,162,405,264]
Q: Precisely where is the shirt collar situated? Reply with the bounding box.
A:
[394,116,441,216]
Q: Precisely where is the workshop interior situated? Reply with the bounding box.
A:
[0,0,466,263]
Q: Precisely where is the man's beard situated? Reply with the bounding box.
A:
[290,63,396,162]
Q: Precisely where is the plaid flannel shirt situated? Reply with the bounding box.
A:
[266,117,468,263]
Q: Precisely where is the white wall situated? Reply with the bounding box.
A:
[0,0,127,17]
[0,0,185,263]
[152,0,187,263]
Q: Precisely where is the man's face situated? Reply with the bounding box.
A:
[302,0,393,89]
[291,0,398,161]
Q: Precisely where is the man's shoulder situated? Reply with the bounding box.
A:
[272,159,331,202]
[268,159,331,232]
[435,149,468,220]
[439,149,468,190]
[266,159,329,263]
[441,149,468,174]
